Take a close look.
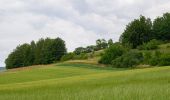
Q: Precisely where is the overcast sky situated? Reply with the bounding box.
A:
[0,0,170,67]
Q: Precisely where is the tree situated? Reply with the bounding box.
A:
[30,41,36,64]
[85,45,95,53]
[5,43,33,69]
[120,15,153,48]
[5,37,67,69]
[153,13,170,41]
[52,37,67,61]
[99,44,126,64]
[74,47,86,55]
[96,39,108,50]
[96,39,102,50]
[108,39,113,47]
[112,51,143,68]
[34,38,45,64]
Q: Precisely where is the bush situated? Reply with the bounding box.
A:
[148,51,170,66]
[158,54,170,66]
[112,51,144,68]
[61,53,74,61]
[137,39,161,50]
[149,51,161,66]
[143,51,152,64]
[167,45,170,48]
[74,47,86,55]
[74,53,88,60]
[61,52,89,61]
[99,44,127,64]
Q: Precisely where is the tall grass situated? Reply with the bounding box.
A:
[0,64,170,100]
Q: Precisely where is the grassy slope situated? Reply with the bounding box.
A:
[0,43,170,100]
[0,63,170,100]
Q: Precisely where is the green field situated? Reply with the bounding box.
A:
[0,63,170,100]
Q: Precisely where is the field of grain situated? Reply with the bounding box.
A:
[0,63,170,100]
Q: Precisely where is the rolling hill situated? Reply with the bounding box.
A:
[1,43,170,100]
[0,62,170,100]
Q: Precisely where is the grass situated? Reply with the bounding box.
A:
[0,63,170,100]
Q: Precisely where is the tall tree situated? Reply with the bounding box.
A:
[120,15,153,48]
[5,43,33,69]
[52,37,67,61]
[108,39,113,47]
[34,38,45,64]
[153,13,170,41]
[96,39,108,50]
[5,37,67,69]
[74,47,86,55]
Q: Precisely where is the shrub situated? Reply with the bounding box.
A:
[143,51,152,64]
[112,51,144,68]
[149,51,170,66]
[74,47,86,55]
[99,44,127,64]
[149,57,159,66]
[137,39,161,50]
[149,51,161,66]
[74,53,88,60]
[167,45,170,48]
[158,54,170,66]
[61,53,74,61]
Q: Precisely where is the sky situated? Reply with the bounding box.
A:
[0,0,170,67]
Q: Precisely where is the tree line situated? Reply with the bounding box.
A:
[99,12,170,68]
[5,38,66,69]
[74,39,113,55]
[120,13,170,48]
[5,12,170,69]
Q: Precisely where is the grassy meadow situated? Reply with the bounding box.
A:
[0,62,170,100]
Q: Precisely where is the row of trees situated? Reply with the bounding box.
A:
[120,13,170,48]
[5,38,66,69]
[74,39,113,55]
[99,13,170,68]
[5,13,170,69]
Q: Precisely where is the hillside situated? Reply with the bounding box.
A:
[0,62,170,100]
[1,42,170,100]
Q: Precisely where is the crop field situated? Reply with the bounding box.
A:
[0,63,170,100]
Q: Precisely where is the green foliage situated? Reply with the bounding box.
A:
[112,51,144,68]
[73,53,88,60]
[120,16,153,48]
[167,45,170,48]
[153,13,170,41]
[61,53,74,61]
[74,47,86,55]
[5,37,66,69]
[33,37,66,64]
[120,13,170,48]
[96,39,108,50]
[73,39,109,55]
[99,44,126,64]
[158,54,170,66]
[74,45,96,55]
[108,39,114,47]
[5,44,32,69]
[137,39,161,50]
[148,51,161,66]
[85,45,96,53]
[148,51,170,66]
[143,51,152,64]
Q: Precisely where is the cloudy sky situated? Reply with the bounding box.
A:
[0,0,170,67]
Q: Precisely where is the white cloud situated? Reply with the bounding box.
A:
[0,0,170,66]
